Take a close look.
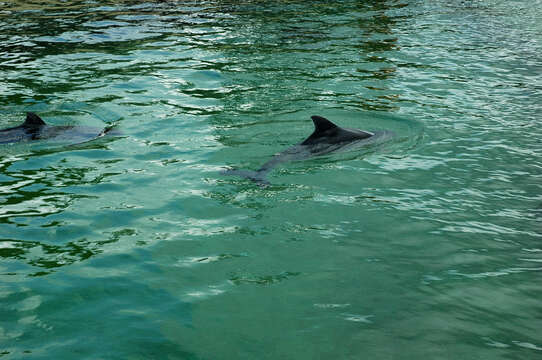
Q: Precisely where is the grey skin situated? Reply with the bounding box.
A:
[223,115,377,185]
[0,112,114,145]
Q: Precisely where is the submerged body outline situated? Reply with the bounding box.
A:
[0,112,115,145]
[223,115,387,185]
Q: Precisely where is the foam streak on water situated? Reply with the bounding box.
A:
[0,1,541,359]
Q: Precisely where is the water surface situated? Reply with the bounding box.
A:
[1,1,541,359]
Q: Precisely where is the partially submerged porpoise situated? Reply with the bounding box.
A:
[223,115,383,185]
[0,112,116,145]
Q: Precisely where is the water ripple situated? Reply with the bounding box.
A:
[1,1,541,359]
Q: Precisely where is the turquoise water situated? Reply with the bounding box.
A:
[1,1,541,359]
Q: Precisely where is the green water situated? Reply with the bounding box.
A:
[1,1,541,359]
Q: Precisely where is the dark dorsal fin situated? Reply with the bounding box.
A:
[311,115,337,134]
[300,115,340,145]
[23,112,46,128]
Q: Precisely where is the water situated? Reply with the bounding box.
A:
[1,0,541,358]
